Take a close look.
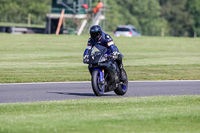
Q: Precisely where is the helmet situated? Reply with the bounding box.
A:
[90,25,102,41]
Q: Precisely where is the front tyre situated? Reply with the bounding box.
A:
[91,70,104,96]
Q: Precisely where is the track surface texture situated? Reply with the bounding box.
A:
[0,81,200,103]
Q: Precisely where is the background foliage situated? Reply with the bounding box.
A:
[0,0,51,25]
[0,0,200,36]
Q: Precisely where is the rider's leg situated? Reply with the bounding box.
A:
[116,54,127,81]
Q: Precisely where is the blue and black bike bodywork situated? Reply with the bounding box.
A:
[83,44,128,96]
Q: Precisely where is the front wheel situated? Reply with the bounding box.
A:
[91,70,105,96]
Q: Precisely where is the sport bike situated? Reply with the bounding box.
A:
[83,44,128,96]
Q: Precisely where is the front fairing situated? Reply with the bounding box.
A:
[84,45,108,64]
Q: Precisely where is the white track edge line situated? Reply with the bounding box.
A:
[0,80,200,85]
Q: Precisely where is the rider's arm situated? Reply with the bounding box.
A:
[106,35,119,53]
[83,38,93,56]
[109,42,119,53]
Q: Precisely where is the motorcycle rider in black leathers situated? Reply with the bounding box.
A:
[83,25,127,81]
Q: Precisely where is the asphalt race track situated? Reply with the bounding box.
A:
[0,81,200,103]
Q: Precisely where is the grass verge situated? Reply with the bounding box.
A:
[0,95,199,133]
[0,34,200,83]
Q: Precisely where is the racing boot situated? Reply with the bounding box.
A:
[119,64,127,82]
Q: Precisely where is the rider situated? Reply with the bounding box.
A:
[83,25,127,81]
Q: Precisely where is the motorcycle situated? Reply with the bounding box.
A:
[83,44,128,96]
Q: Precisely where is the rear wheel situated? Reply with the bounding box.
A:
[91,70,104,96]
[114,70,128,95]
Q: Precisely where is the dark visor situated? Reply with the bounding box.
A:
[91,32,99,40]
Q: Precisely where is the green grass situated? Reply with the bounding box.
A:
[0,34,200,83]
[1,34,199,133]
[0,95,199,133]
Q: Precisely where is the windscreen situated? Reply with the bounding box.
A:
[116,28,130,32]
[89,45,107,56]
[86,45,107,64]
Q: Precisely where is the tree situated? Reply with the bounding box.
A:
[186,0,200,36]
[129,0,168,36]
[104,0,138,32]
[159,0,194,36]
[1,0,200,37]
[0,0,51,25]
[106,0,168,36]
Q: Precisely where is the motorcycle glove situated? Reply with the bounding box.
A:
[112,52,120,60]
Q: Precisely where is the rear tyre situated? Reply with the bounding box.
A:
[114,70,128,95]
[91,70,104,96]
